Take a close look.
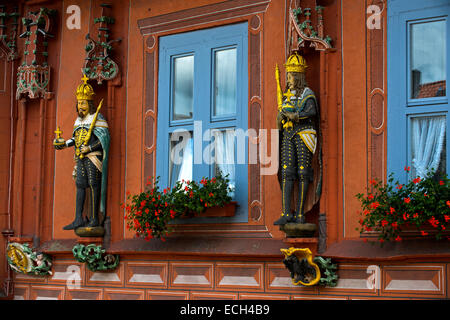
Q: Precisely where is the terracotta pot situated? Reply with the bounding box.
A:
[181,201,238,218]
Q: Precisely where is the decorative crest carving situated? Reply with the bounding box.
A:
[16,7,56,100]
[0,5,19,61]
[287,3,332,54]
[83,3,121,84]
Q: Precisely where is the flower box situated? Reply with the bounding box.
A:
[181,201,237,218]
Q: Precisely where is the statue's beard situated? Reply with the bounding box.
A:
[78,109,89,118]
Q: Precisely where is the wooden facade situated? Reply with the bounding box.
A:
[1,0,450,301]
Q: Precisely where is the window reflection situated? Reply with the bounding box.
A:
[410,20,446,99]
[172,55,194,120]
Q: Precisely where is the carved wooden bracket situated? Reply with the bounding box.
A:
[287,4,332,54]
[83,3,121,85]
[0,5,19,61]
[16,7,56,100]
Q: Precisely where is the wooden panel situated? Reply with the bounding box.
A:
[215,262,263,291]
[29,285,65,300]
[86,262,125,287]
[318,264,378,296]
[292,295,348,300]
[147,290,189,300]
[13,284,30,300]
[104,288,145,300]
[125,261,168,288]
[239,293,290,300]
[190,291,238,300]
[14,272,47,284]
[169,262,214,289]
[265,263,318,294]
[65,288,103,300]
[137,0,270,35]
[47,260,84,287]
[382,265,446,298]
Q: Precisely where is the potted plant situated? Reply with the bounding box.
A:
[179,174,236,218]
[356,167,450,244]
[123,173,235,240]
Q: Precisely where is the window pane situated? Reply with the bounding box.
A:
[410,116,446,178]
[172,55,194,120]
[169,131,193,187]
[410,20,446,99]
[212,129,236,197]
[213,48,237,117]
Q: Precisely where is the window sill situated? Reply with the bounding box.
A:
[322,239,450,262]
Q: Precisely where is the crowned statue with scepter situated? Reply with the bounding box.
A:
[274,52,321,229]
[53,74,110,236]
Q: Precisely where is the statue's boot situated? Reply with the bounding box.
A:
[274,178,295,225]
[63,188,86,230]
[292,179,309,224]
[86,185,100,227]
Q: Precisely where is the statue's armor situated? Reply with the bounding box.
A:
[279,88,317,223]
[64,122,104,229]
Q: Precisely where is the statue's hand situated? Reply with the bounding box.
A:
[80,145,90,154]
[284,111,299,121]
[53,139,66,150]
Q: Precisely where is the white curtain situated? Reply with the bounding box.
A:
[214,129,236,197]
[411,116,446,178]
[170,137,193,187]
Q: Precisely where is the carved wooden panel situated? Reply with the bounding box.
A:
[104,288,145,300]
[169,262,214,289]
[65,288,103,300]
[125,261,168,288]
[29,285,65,300]
[215,262,263,291]
[85,262,125,287]
[382,265,445,298]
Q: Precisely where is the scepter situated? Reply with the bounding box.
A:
[79,98,103,159]
[275,64,283,111]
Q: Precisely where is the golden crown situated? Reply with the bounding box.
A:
[284,53,307,73]
[76,74,95,100]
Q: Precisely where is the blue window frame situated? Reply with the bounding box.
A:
[387,0,450,182]
[156,23,249,223]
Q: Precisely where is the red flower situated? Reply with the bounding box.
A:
[396,184,403,190]
[209,192,214,197]
[404,166,410,172]
[140,200,147,208]
[391,222,398,229]
[404,197,411,204]
[367,194,374,201]
[369,179,376,186]
[381,219,388,227]
[445,215,450,222]
[413,212,419,219]
[370,201,380,209]
[363,210,370,215]
[421,230,429,236]
[395,235,402,241]
[145,208,149,214]
[412,177,421,184]
[428,216,439,228]
[379,238,384,243]
[389,207,395,214]
[163,188,167,194]
[403,212,410,221]
[446,200,450,208]
[440,180,444,186]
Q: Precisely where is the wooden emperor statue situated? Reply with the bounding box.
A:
[53,74,110,236]
[274,53,321,227]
